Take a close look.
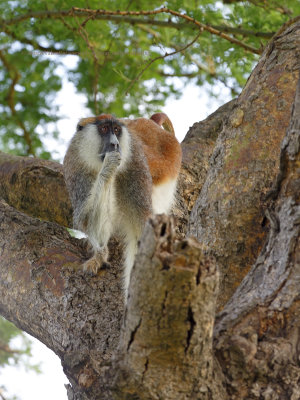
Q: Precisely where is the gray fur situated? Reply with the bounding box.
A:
[63,132,96,232]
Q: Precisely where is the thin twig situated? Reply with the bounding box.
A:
[272,15,300,38]
[60,16,100,112]
[0,390,7,400]
[159,72,199,78]
[126,29,203,94]
[74,16,100,113]
[0,342,22,354]
[212,25,273,38]
[136,25,215,77]
[74,15,99,108]
[0,50,35,156]
[246,0,293,16]
[159,7,262,54]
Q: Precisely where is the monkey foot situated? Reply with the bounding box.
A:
[83,252,110,275]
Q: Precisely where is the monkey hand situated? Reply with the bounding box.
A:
[104,150,122,166]
[100,151,122,181]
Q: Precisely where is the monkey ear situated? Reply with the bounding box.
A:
[76,117,97,130]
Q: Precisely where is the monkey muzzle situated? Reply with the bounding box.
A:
[99,131,121,161]
[99,143,121,161]
[99,148,121,161]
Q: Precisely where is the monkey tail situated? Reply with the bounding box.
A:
[150,112,175,135]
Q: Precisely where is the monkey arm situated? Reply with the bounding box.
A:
[80,151,121,252]
[79,151,122,274]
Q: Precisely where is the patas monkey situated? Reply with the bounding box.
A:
[63,113,181,296]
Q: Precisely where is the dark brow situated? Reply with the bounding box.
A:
[94,119,124,128]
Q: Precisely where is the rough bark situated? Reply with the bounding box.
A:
[173,99,237,237]
[0,200,124,396]
[214,75,300,400]
[0,151,72,226]
[115,217,222,400]
[188,21,300,309]
[0,20,299,400]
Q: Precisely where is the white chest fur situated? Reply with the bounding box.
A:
[85,176,117,251]
[152,179,178,215]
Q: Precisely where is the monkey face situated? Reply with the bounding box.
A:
[95,119,123,161]
[75,115,131,172]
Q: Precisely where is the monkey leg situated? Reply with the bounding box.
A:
[83,246,109,275]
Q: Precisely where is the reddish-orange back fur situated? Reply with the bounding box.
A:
[77,113,182,186]
[122,115,181,185]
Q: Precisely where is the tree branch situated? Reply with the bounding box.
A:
[1,7,262,54]
[1,8,274,38]
[0,151,72,227]
[0,199,124,398]
[0,389,7,400]
[212,24,274,38]
[0,342,22,355]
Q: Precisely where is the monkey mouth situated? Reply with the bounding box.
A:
[99,148,121,161]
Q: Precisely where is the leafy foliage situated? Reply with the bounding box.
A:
[0,316,39,371]
[0,0,299,156]
[0,316,40,400]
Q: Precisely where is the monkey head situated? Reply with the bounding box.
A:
[75,114,131,172]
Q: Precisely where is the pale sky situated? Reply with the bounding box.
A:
[0,55,231,400]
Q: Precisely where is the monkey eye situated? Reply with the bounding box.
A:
[113,125,121,135]
[100,125,108,134]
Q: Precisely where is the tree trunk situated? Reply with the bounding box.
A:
[0,20,299,400]
[214,74,300,400]
[187,21,300,309]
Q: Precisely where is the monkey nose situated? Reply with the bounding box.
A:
[108,143,120,152]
